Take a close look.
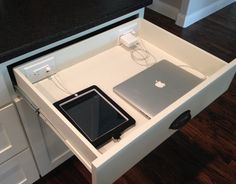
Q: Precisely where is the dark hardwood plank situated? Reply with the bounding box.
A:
[34,3,236,184]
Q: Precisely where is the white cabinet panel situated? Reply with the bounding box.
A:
[39,117,72,163]
[0,73,11,108]
[0,104,28,165]
[0,148,39,184]
[15,98,73,176]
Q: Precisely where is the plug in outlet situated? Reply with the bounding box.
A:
[24,56,56,83]
[118,23,138,44]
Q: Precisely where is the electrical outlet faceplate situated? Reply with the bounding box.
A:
[24,56,56,83]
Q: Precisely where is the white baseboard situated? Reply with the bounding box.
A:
[148,1,179,20]
[176,0,234,28]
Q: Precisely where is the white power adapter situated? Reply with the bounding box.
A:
[119,32,138,48]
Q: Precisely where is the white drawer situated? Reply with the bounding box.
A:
[12,18,235,184]
[0,104,28,165]
[0,149,39,184]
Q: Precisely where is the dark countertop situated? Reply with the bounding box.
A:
[0,0,152,64]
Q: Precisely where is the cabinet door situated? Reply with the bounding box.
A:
[0,148,39,184]
[15,98,73,176]
[0,104,28,165]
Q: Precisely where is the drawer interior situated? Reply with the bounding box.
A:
[13,18,235,177]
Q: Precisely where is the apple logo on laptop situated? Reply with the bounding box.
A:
[155,80,166,88]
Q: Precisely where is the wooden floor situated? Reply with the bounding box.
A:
[34,3,236,184]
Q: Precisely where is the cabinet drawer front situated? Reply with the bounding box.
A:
[0,149,39,184]
[91,60,236,184]
[0,104,28,164]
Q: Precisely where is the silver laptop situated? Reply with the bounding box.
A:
[113,60,203,118]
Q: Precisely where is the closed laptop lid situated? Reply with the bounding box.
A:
[113,60,203,118]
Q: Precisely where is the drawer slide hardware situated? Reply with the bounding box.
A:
[15,86,39,113]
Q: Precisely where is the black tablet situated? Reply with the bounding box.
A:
[53,85,135,148]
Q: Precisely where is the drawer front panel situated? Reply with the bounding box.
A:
[0,149,39,184]
[0,104,28,165]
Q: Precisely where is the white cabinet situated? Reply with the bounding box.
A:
[0,104,28,165]
[0,148,39,184]
[15,98,73,176]
[0,103,39,184]
[13,17,235,184]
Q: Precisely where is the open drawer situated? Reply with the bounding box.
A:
[13,18,235,184]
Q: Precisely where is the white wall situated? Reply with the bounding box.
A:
[186,0,216,14]
[148,0,234,28]
[148,0,182,20]
[176,0,234,27]
[160,0,182,9]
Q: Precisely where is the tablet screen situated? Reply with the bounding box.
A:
[54,86,135,147]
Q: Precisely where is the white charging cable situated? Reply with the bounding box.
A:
[130,40,157,67]
[119,32,207,80]
[119,32,157,67]
[48,75,72,95]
